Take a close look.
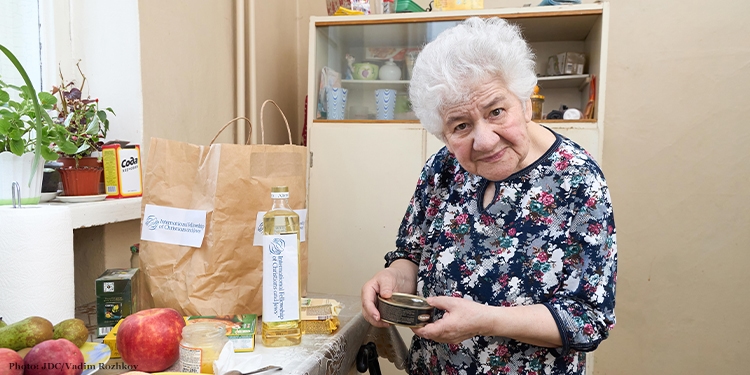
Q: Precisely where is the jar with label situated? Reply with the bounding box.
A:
[179,322,228,374]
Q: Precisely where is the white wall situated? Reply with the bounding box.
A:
[44,0,144,147]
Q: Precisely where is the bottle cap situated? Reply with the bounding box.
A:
[531,85,545,100]
[271,186,289,199]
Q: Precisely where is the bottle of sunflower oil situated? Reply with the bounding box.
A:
[261,186,302,347]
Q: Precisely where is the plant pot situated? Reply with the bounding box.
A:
[0,152,43,205]
[58,157,103,196]
[42,161,63,193]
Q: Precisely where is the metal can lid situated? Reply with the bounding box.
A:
[378,293,431,309]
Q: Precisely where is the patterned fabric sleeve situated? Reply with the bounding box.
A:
[543,162,618,356]
[384,149,447,268]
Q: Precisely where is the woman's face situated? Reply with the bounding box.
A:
[441,79,534,181]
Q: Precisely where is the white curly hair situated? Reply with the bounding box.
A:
[409,17,537,142]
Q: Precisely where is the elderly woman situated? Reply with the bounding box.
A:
[361,17,617,374]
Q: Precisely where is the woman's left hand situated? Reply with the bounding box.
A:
[411,296,494,344]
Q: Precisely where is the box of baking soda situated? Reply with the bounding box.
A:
[102,142,143,198]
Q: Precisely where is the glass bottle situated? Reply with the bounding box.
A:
[530,85,545,120]
[179,322,227,374]
[261,186,302,347]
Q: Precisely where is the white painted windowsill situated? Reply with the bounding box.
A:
[42,197,142,229]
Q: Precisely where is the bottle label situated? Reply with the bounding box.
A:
[271,192,290,199]
[262,234,300,322]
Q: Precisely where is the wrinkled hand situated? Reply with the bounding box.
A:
[412,296,495,344]
[361,260,417,328]
[361,267,402,328]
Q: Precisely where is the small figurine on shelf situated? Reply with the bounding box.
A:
[345,54,355,80]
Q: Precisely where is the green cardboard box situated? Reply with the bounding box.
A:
[95,268,139,337]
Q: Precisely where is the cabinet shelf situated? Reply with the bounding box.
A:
[537,74,590,90]
[341,79,410,86]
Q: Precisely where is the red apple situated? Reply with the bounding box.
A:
[0,348,23,375]
[22,339,84,375]
[116,308,185,372]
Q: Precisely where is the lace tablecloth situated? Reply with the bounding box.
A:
[97,293,408,375]
[249,293,408,375]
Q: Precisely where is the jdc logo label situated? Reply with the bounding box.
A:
[269,238,285,255]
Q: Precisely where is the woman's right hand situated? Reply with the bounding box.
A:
[361,259,418,328]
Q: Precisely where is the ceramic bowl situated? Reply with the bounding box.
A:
[352,63,379,80]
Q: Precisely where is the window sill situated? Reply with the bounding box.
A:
[42,197,141,229]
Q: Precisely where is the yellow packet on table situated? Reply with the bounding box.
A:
[301,298,342,334]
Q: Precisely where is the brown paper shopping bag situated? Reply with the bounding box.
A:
[140,100,308,315]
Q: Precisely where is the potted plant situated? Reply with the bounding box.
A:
[51,62,115,196]
[0,44,59,205]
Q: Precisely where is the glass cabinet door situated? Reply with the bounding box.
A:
[312,9,603,123]
[313,20,461,122]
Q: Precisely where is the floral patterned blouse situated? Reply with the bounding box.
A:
[384,132,617,375]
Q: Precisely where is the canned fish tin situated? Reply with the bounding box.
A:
[377,293,435,327]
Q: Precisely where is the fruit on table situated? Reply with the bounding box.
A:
[0,348,24,375]
[23,339,84,375]
[15,348,31,359]
[53,319,88,348]
[0,317,53,351]
[116,308,186,372]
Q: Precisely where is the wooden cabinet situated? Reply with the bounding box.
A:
[306,124,426,294]
[305,3,610,296]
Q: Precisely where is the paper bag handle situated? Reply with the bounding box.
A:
[260,99,294,145]
[210,117,254,145]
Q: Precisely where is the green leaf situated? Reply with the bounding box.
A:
[40,146,59,161]
[9,128,23,140]
[4,111,20,122]
[0,118,10,134]
[85,113,100,135]
[19,85,31,100]
[76,143,90,154]
[9,138,24,155]
[63,112,74,127]
[57,139,78,155]
[38,92,57,108]
[0,89,8,103]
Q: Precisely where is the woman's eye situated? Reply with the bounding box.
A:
[490,108,504,117]
[454,123,468,132]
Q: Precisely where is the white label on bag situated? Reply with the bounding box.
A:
[253,209,307,246]
[140,204,207,248]
[263,234,300,322]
